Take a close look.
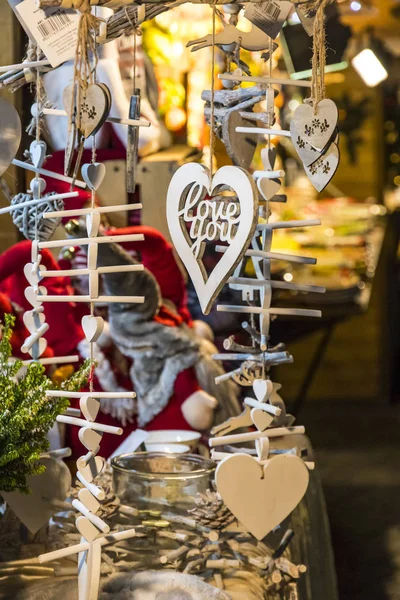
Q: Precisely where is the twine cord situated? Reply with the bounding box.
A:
[310,0,331,111]
[209,0,217,178]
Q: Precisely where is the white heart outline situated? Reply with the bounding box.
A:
[167,163,258,314]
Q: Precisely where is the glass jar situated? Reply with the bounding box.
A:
[111,452,215,515]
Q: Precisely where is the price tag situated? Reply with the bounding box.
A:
[12,0,79,68]
[244,1,292,39]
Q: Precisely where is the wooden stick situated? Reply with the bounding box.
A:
[56,415,123,435]
[236,127,291,138]
[76,472,105,501]
[217,305,322,318]
[0,59,51,72]
[228,277,326,294]
[43,108,151,128]
[214,367,243,384]
[64,408,81,417]
[209,426,305,447]
[43,203,142,219]
[47,391,135,398]
[72,500,110,534]
[256,219,321,230]
[20,354,79,366]
[39,295,145,304]
[216,245,316,264]
[253,170,285,179]
[244,397,281,416]
[218,73,312,88]
[21,323,49,353]
[0,192,79,215]
[212,351,292,363]
[42,264,144,277]
[12,159,87,189]
[39,233,144,249]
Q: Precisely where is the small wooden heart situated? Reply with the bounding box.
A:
[24,285,46,308]
[76,515,101,543]
[23,309,45,334]
[78,488,100,514]
[81,162,106,191]
[216,454,309,540]
[76,455,104,484]
[253,379,273,403]
[79,84,110,138]
[30,178,47,198]
[261,147,277,171]
[81,315,104,342]
[23,262,41,286]
[80,395,100,422]
[292,99,338,152]
[30,140,47,169]
[251,407,273,432]
[28,337,47,358]
[257,175,281,201]
[85,212,101,238]
[79,427,103,452]
[305,143,340,192]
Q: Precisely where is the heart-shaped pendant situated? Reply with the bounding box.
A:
[79,427,103,452]
[216,454,309,540]
[11,193,64,242]
[24,285,47,308]
[250,407,273,431]
[81,315,104,342]
[81,163,106,191]
[85,212,101,238]
[253,379,273,403]
[290,120,322,167]
[223,109,258,170]
[76,455,104,484]
[305,143,340,192]
[23,262,41,286]
[167,163,258,314]
[292,99,338,152]
[30,140,47,169]
[0,98,22,177]
[28,337,47,358]
[23,309,45,333]
[30,178,47,198]
[261,147,277,171]
[257,175,281,202]
[76,515,101,543]
[78,488,100,514]
[80,395,100,422]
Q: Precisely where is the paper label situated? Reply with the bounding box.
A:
[14,0,79,68]
[244,1,292,39]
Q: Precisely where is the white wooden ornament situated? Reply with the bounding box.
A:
[76,455,104,483]
[257,176,281,202]
[23,309,45,332]
[81,163,106,191]
[30,140,47,169]
[30,177,47,198]
[305,143,340,192]
[253,379,273,403]
[76,515,101,543]
[23,262,42,286]
[250,407,274,431]
[166,163,258,314]
[86,212,101,238]
[81,315,104,342]
[290,120,322,167]
[292,99,338,152]
[215,454,309,540]
[64,84,109,139]
[261,147,277,171]
[187,23,274,53]
[24,285,46,308]
[79,427,103,452]
[80,395,100,422]
[88,243,98,270]
[78,488,101,514]
[78,537,102,600]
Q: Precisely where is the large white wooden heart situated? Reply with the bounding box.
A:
[166,163,258,314]
[292,99,338,152]
[216,453,309,540]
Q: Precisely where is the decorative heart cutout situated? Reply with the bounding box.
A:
[28,337,47,358]
[257,176,281,202]
[79,427,103,452]
[261,147,277,171]
[223,109,258,170]
[216,454,309,540]
[76,515,101,543]
[85,212,101,238]
[251,407,273,431]
[292,99,338,152]
[0,98,22,177]
[80,395,100,422]
[24,285,47,308]
[78,488,100,514]
[290,120,322,167]
[81,162,106,191]
[305,143,340,192]
[253,379,273,403]
[167,163,258,314]
[64,83,110,139]
[23,309,45,333]
[76,455,104,484]
[82,315,104,342]
[23,262,41,286]
[30,140,47,169]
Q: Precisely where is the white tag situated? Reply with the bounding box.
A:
[244,1,292,39]
[14,0,79,68]
[108,429,149,461]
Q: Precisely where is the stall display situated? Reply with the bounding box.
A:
[0,0,342,599]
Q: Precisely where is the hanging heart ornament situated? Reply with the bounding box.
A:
[167,163,258,314]
[216,453,309,540]
[305,143,340,192]
[292,99,338,152]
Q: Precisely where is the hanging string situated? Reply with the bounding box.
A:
[267,36,273,150]
[209,0,217,178]
[310,0,331,111]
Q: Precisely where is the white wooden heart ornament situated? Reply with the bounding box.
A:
[30,140,47,169]
[290,120,322,167]
[292,99,338,152]
[253,379,273,403]
[80,395,100,422]
[167,163,258,314]
[24,285,47,308]
[23,309,45,333]
[261,147,277,171]
[30,177,47,198]
[251,407,273,431]
[85,212,101,238]
[305,143,340,192]
[77,455,104,483]
[216,454,309,540]
[78,488,100,514]
[28,337,47,358]
[81,163,106,191]
[257,176,281,202]
[81,315,104,342]
[23,262,41,286]
[63,84,109,139]
[79,427,103,452]
[76,515,101,543]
